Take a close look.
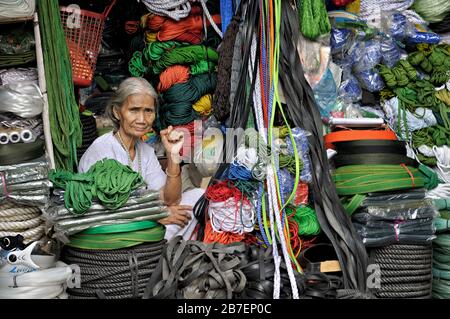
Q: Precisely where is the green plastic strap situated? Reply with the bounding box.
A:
[79,220,159,235]
[67,224,165,250]
[342,194,367,216]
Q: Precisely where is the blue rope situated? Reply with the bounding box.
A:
[226,161,253,180]
[220,0,234,35]
[257,183,271,246]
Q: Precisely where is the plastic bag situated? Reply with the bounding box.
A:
[380,38,401,68]
[331,28,352,55]
[285,127,313,183]
[313,68,338,119]
[352,40,382,73]
[0,81,43,118]
[193,116,222,177]
[355,69,385,92]
[338,72,362,103]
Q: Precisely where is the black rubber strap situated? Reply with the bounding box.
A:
[333,153,418,167]
[334,140,406,155]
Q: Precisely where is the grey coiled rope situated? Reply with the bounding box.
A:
[369,244,432,299]
[62,241,166,299]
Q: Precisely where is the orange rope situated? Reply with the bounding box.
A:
[146,12,222,44]
[203,221,246,244]
[157,65,190,93]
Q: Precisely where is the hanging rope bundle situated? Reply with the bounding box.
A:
[146,7,221,45]
[433,233,450,298]
[140,0,192,21]
[152,45,218,74]
[159,73,217,128]
[49,159,145,215]
[157,65,190,93]
[298,0,331,40]
[62,240,165,299]
[192,94,212,116]
[38,0,82,171]
[212,16,240,121]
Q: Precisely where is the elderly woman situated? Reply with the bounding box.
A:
[79,77,203,240]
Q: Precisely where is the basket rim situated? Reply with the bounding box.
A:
[59,5,105,20]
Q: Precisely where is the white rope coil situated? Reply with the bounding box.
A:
[208,198,254,234]
[0,261,80,299]
[358,0,426,27]
[140,0,191,21]
[0,224,45,243]
[0,212,40,222]
[0,216,42,231]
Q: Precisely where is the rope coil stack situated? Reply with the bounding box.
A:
[62,241,166,299]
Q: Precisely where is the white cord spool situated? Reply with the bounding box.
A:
[20,129,33,143]
[0,132,9,144]
[8,131,21,143]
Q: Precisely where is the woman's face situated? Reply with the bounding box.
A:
[114,94,155,139]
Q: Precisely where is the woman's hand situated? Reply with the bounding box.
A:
[158,205,193,227]
[160,126,184,159]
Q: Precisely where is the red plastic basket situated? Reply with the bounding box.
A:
[60,0,116,87]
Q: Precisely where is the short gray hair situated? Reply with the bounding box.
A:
[106,77,158,131]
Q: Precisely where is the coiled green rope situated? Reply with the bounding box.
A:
[298,0,331,40]
[152,45,218,74]
[49,159,145,215]
[287,206,321,236]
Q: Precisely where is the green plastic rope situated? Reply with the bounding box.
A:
[298,0,331,40]
[38,0,82,171]
[287,206,321,236]
[49,159,145,215]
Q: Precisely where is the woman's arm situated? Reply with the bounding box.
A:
[159,126,184,205]
[161,154,182,205]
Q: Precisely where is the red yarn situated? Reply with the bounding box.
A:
[146,11,222,44]
[157,65,190,93]
[205,181,247,203]
[203,221,245,244]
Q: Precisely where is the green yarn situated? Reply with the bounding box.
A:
[279,153,304,175]
[413,126,450,149]
[298,0,331,40]
[49,159,145,215]
[158,73,217,128]
[152,45,219,74]
[287,206,321,236]
[190,60,216,75]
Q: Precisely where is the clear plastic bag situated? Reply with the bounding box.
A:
[355,69,385,92]
[380,38,401,68]
[313,68,338,120]
[285,128,313,183]
[338,72,362,103]
[352,40,382,73]
[0,81,43,118]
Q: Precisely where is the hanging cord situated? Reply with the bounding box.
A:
[194,0,223,38]
[62,241,165,299]
[279,0,369,292]
[38,0,82,171]
[212,16,240,121]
